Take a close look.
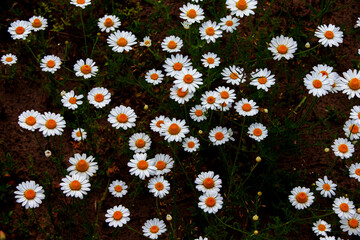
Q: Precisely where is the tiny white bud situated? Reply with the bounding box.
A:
[45,150,52,158]
[143,104,149,110]
[324,148,330,152]
[60,90,66,96]
[166,214,172,221]
[256,156,261,163]
[305,42,310,48]
[252,215,259,221]
[181,21,190,30]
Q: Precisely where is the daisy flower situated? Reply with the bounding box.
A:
[343,119,360,140]
[61,90,84,110]
[189,105,207,122]
[201,91,220,110]
[338,69,360,99]
[329,73,342,93]
[219,15,240,33]
[74,58,98,79]
[88,87,111,108]
[128,153,156,180]
[1,53,17,65]
[108,105,137,130]
[181,21,190,30]
[18,110,41,131]
[182,136,200,152]
[105,205,130,228]
[107,30,137,53]
[161,35,183,53]
[174,67,203,93]
[268,35,297,60]
[14,181,45,209]
[163,54,192,77]
[108,180,128,198]
[312,64,338,85]
[29,16,47,32]
[160,118,189,142]
[71,128,87,141]
[209,126,232,146]
[315,24,343,47]
[145,69,164,85]
[333,196,356,219]
[198,191,223,214]
[340,213,360,236]
[250,68,276,92]
[8,20,31,40]
[221,65,246,85]
[150,115,169,133]
[129,132,152,153]
[217,101,233,112]
[349,163,360,182]
[67,153,98,179]
[356,17,360,28]
[169,86,194,104]
[60,174,91,199]
[38,112,66,137]
[226,0,258,18]
[70,0,91,9]
[148,154,174,175]
[248,122,268,142]
[97,15,121,33]
[140,36,152,47]
[201,52,221,69]
[234,98,259,116]
[303,71,331,97]
[142,218,167,239]
[350,105,360,124]
[315,176,337,198]
[312,219,331,237]
[331,138,355,159]
[288,186,315,210]
[199,20,222,43]
[215,86,236,105]
[148,176,170,198]
[40,55,61,73]
[179,3,205,24]
[195,171,222,193]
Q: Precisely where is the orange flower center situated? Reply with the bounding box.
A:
[349,78,360,90]
[206,27,215,36]
[323,183,330,191]
[155,182,164,191]
[220,91,229,99]
[187,141,195,148]
[94,94,104,102]
[173,62,183,71]
[277,45,288,54]
[150,73,159,80]
[207,96,215,104]
[324,31,334,39]
[236,0,247,10]
[355,168,360,176]
[203,177,215,189]
[320,71,328,77]
[69,97,77,104]
[76,159,89,172]
[150,225,159,233]
[215,132,224,140]
[318,224,326,231]
[117,114,128,123]
[339,203,349,212]
[338,144,348,153]
[24,189,36,200]
[168,123,181,135]
[45,119,57,129]
[253,128,262,136]
[242,103,252,112]
[226,20,234,26]
[156,120,164,128]
[76,131,82,137]
[113,211,123,220]
[135,139,145,148]
[258,77,267,84]
[177,88,188,97]
[207,57,214,64]
[312,79,322,89]
[32,18,42,28]
[47,60,55,68]
[137,160,148,170]
[115,185,122,192]
[230,72,238,79]
[80,65,91,74]
[69,180,81,190]
[195,109,203,117]
[187,9,197,18]
[15,26,25,34]
[168,40,177,49]
[77,0,85,3]
[25,116,36,126]
[104,18,114,27]
[205,197,216,207]
[358,112,360,119]
[5,57,12,62]
[349,124,359,134]
[183,74,194,83]
[155,161,166,170]
[295,192,308,203]
[117,37,128,47]
[349,219,359,228]
[144,40,150,45]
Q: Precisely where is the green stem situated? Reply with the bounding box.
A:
[90,34,99,59]
[79,10,88,56]
[214,214,248,234]
[25,42,39,63]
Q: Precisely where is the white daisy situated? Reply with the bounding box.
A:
[189,105,207,122]
[145,69,164,85]
[129,132,152,153]
[201,91,220,110]
[160,118,189,142]
[215,86,236,105]
[74,58,98,79]
[344,119,360,140]
[331,138,355,159]
[329,73,342,93]
[268,35,298,60]
[70,0,91,9]
[221,65,246,85]
[209,126,232,146]
[288,186,315,210]
[163,54,192,77]
[312,219,331,237]
[61,90,84,110]
[107,30,137,53]
[315,176,337,198]
[198,191,223,214]
[29,16,47,31]
[161,35,183,53]
[350,105,360,125]
[217,101,233,112]
[18,110,41,131]
[105,205,130,228]
[234,98,259,116]
[8,20,31,40]
[108,105,137,130]
[195,171,222,193]
[128,153,156,180]
[148,154,174,175]
[219,15,240,33]
[140,36,152,47]
[150,115,169,133]
[356,17,360,28]
[201,52,221,69]
[97,15,121,33]
[179,3,205,24]
[38,112,66,137]
[182,136,200,152]
[340,213,360,236]
[71,128,87,141]
[67,153,98,179]
[349,163,360,182]
[174,67,203,93]
[40,55,61,73]
[199,20,222,43]
[248,122,268,142]
[148,176,170,198]
[226,0,258,18]
[60,174,91,199]
[338,69,360,99]
[315,24,343,47]
[14,181,45,209]
[332,196,356,219]
[87,87,111,108]
[108,180,128,198]
[303,71,331,97]
[1,53,17,65]
[170,85,194,104]
[311,64,338,86]
[142,218,167,239]
[250,68,276,92]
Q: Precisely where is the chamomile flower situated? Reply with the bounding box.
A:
[97,15,121,33]
[338,69,360,99]
[356,17,360,28]
[148,154,174,175]
[38,112,66,137]
[312,219,331,237]
[329,74,342,93]
[145,69,164,85]
[234,98,259,116]
[349,163,360,182]
[170,85,194,104]
[61,90,83,110]
[288,186,315,210]
[29,16,47,31]
[88,87,111,108]
[221,65,246,85]
[40,55,61,73]
[226,0,258,18]
[150,115,169,133]
[108,105,137,130]
[105,205,130,228]
[217,101,233,112]
[179,3,205,24]
[161,35,183,53]
[248,122,268,142]
[70,0,91,9]
[108,180,128,198]
[350,105,360,124]
[340,213,360,236]
[128,153,156,180]
[182,136,200,152]
[71,128,87,141]
[268,35,297,60]
[344,119,360,140]
[189,105,207,122]
[14,181,45,209]
[219,15,240,33]
[148,176,170,198]
[199,20,222,43]
[174,67,203,93]
[160,118,189,142]
[18,110,41,131]
[163,54,192,77]
[315,176,337,198]
[250,68,276,91]
[215,86,236,105]
[195,171,222,193]
[201,91,220,110]
[312,64,338,84]
[142,218,167,239]
[129,132,152,153]
[333,196,356,219]
[209,126,232,146]
[201,52,220,69]
[1,53,17,65]
[60,174,91,199]
[303,71,331,97]
[140,36,152,47]
[74,58,98,79]
[198,191,223,214]
[315,24,343,47]
[8,20,31,40]
[67,153,98,179]
[331,138,355,159]
[107,30,137,53]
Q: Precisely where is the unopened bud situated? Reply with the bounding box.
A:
[60,90,66,96]
[45,150,52,158]
[198,130,203,135]
[143,104,149,110]
[324,148,329,152]
[166,214,172,221]
[252,215,259,221]
[257,191,262,196]
[254,230,259,235]
[305,42,310,48]
[256,156,261,163]
[263,108,268,113]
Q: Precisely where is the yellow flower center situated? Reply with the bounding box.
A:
[242,103,252,112]
[323,183,330,191]
[173,62,183,71]
[215,132,224,140]
[76,131,82,137]
[177,88,188,97]
[318,224,326,231]
[183,74,194,83]
[187,141,195,148]
[32,19,42,28]
[156,120,164,128]
[349,78,360,90]
[355,168,360,176]
[80,65,91,74]
[230,72,238,79]
[338,144,348,153]
[5,57,13,62]
[295,192,308,203]
[207,57,214,64]
[150,73,159,80]
[117,114,128,123]
[137,160,148,170]
[220,91,229,99]
[236,0,247,10]
[94,94,104,102]
[24,189,36,200]
[320,71,328,77]
[155,182,164,191]
[187,9,197,18]
[76,159,89,172]
[206,27,215,36]
[324,31,334,39]
[115,185,122,192]
[277,45,288,54]
[167,40,177,49]
[340,203,349,212]
[69,97,77,104]
[135,139,145,148]
[207,96,215,104]
[113,211,123,220]
[15,26,25,34]
[258,77,267,84]
[203,178,215,189]
[349,219,359,228]
[25,116,36,126]
[226,20,233,26]
[205,197,216,207]
[117,37,128,47]
[47,60,55,68]
[77,0,85,4]
[349,124,359,134]
[104,18,114,27]
[155,161,166,170]
[312,79,322,89]
[253,128,262,136]
[168,123,181,135]
[69,180,81,190]
[195,109,203,117]
[150,225,159,233]
[45,119,57,129]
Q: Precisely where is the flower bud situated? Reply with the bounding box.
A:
[166,214,172,221]
[252,215,259,221]
[45,150,52,158]
[256,156,261,162]
[305,42,310,48]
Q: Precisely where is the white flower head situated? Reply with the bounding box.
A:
[331,138,355,159]
[98,15,121,33]
[332,196,356,219]
[268,35,297,60]
[14,181,45,209]
[70,0,91,9]
[61,90,84,110]
[201,52,221,69]
[199,20,222,43]
[221,65,246,85]
[8,20,31,40]
[179,3,205,24]
[288,186,315,210]
[198,191,223,214]
[109,180,128,198]
[250,68,276,92]
[29,16,47,31]
[148,176,170,198]
[74,58,98,79]
[160,118,189,142]
[129,132,152,153]
[189,105,207,122]
[38,112,66,137]
[142,218,167,239]
[87,87,111,108]
[195,171,222,193]
[148,153,174,175]
[18,110,41,131]
[1,53,17,65]
[315,176,337,198]
[67,153,98,179]
[60,174,91,199]
[248,122,268,142]
[71,128,87,141]
[226,0,258,18]
[315,24,343,47]
[174,67,203,93]
[105,205,130,228]
[108,105,137,130]
[107,30,137,53]
[182,136,200,152]
[127,153,156,180]
[161,35,183,53]
[40,55,61,74]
